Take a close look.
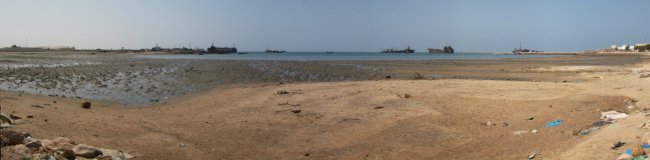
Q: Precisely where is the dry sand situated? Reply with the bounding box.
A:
[1,52,649,159]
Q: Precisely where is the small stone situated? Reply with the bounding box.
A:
[502,122,510,127]
[0,123,12,128]
[290,107,301,114]
[9,114,22,120]
[484,121,494,126]
[27,114,34,118]
[73,144,103,158]
[25,138,43,150]
[531,129,538,133]
[42,137,76,151]
[528,152,536,159]
[513,131,529,135]
[81,101,92,109]
[11,144,30,155]
[0,113,13,124]
[404,94,412,98]
[179,143,187,148]
[98,148,132,160]
[0,129,26,146]
[277,90,290,95]
[60,148,76,159]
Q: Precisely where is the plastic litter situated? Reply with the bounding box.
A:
[601,111,628,121]
[545,120,562,128]
[612,141,625,150]
[592,120,610,127]
[527,152,536,159]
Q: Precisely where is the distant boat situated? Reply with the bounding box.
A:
[512,42,542,55]
[265,49,286,53]
[325,51,334,54]
[428,45,454,54]
[207,43,237,54]
[382,46,415,53]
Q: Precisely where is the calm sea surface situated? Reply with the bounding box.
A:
[139,52,556,61]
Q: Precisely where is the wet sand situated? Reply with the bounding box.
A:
[1,52,649,159]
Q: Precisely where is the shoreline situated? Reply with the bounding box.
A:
[1,52,649,159]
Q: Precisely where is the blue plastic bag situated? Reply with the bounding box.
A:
[545,120,562,128]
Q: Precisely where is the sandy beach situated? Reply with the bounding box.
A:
[1,52,649,159]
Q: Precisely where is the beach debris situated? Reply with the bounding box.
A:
[502,122,510,127]
[528,152,536,159]
[526,117,534,120]
[73,144,103,158]
[601,111,628,121]
[179,143,187,148]
[640,122,647,129]
[615,153,633,160]
[81,101,92,109]
[531,129,538,133]
[612,141,625,150]
[276,90,290,95]
[404,94,412,98]
[631,145,646,157]
[26,114,34,118]
[592,120,610,127]
[484,121,495,126]
[373,106,384,109]
[0,113,13,124]
[578,129,591,135]
[30,104,44,108]
[385,75,391,79]
[545,120,562,128]
[624,99,637,109]
[513,131,529,135]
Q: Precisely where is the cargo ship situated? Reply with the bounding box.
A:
[265,49,286,53]
[428,45,454,54]
[512,42,542,55]
[381,46,415,53]
[206,43,237,54]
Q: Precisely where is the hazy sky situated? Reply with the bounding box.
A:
[1,0,649,52]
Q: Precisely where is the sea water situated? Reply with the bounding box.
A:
[139,52,556,61]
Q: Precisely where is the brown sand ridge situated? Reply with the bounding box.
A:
[1,53,649,159]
